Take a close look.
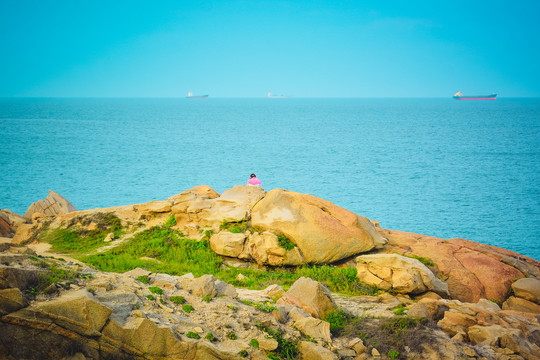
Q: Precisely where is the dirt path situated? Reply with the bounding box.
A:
[27,242,86,266]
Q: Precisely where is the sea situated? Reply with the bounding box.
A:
[1,97,539,261]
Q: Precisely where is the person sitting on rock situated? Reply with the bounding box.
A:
[247,173,262,187]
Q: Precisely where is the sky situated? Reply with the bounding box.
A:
[1,0,539,98]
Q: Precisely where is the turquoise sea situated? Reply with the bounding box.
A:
[1,98,539,260]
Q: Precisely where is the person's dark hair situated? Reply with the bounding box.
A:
[250,173,256,178]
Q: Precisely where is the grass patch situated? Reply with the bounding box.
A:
[52,223,378,297]
[43,212,123,254]
[277,234,295,250]
[324,309,352,335]
[137,275,149,284]
[163,214,176,228]
[183,304,194,313]
[257,324,298,360]
[205,332,217,342]
[186,331,200,339]
[250,339,259,349]
[220,220,250,234]
[149,286,163,295]
[170,296,185,305]
[403,254,435,267]
[80,226,223,276]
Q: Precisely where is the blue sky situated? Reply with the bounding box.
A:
[1,1,539,97]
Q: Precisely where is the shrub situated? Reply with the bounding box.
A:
[183,304,194,313]
[149,286,163,295]
[137,275,149,284]
[205,332,216,342]
[250,339,259,349]
[388,350,400,360]
[163,214,176,228]
[202,295,213,302]
[147,295,154,300]
[277,234,295,250]
[186,331,200,339]
[227,332,237,340]
[238,350,248,357]
[170,296,186,305]
[324,310,351,335]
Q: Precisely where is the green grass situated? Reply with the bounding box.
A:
[163,214,176,228]
[149,286,163,295]
[170,296,186,305]
[220,220,250,234]
[277,234,295,250]
[43,212,123,254]
[402,254,435,267]
[257,324,298,360]
[324,310,352,335]
[53,223,379,297]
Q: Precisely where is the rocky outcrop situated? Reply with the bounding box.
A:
[355,253,449,296]
[251,189,387,264]
[24,190,77,218]
[511,277,540,304]
[0,210,28,238]
[171,185,266,231]
[377,228,537,303]
[277,277,337,319]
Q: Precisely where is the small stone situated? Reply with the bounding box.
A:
[371,348,380,356]
[463,347,476,357]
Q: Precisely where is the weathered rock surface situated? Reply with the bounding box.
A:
[511,277,540,304]
[356,253,449,296]
[277,276,337,319]
[251,189,387,264]
[24,190,77,218]
[377,227,537,303]
[0,210,29,238]
[298,340,337,360]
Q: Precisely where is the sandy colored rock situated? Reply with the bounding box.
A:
[511,278,540,304]
[201,185,266,224]
[25,190,77,218]
[356,254,449,296]
[189,274,217,298]
[437,310,478,337]
[0,288,27,315]
[294,317,332,343]
[502,296,540,314]
[179,185,220,199]
[251,189,386,264]
[210,231,246,258]
[407,298,448,320]
[277,277,337,319]
[133,200,171,214]
[467,324,519,346]
[11,224,34,245]
[298,340,337,360]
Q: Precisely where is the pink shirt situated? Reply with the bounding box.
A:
[247,177,261,186]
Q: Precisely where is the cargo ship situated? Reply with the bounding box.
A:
[186,91,208,99]
[453,91,497,100]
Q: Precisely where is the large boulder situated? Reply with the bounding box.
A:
[251,189,386,264]
[277,277,337,319]
[210,231,246,258]
[356,254,449,296]
[377,228,536,302]
[511,278,540,304]
[25,190,77,218]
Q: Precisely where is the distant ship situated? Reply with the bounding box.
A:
[267,92,290,98]
[453,91,497,100]
[186,91,208,99]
